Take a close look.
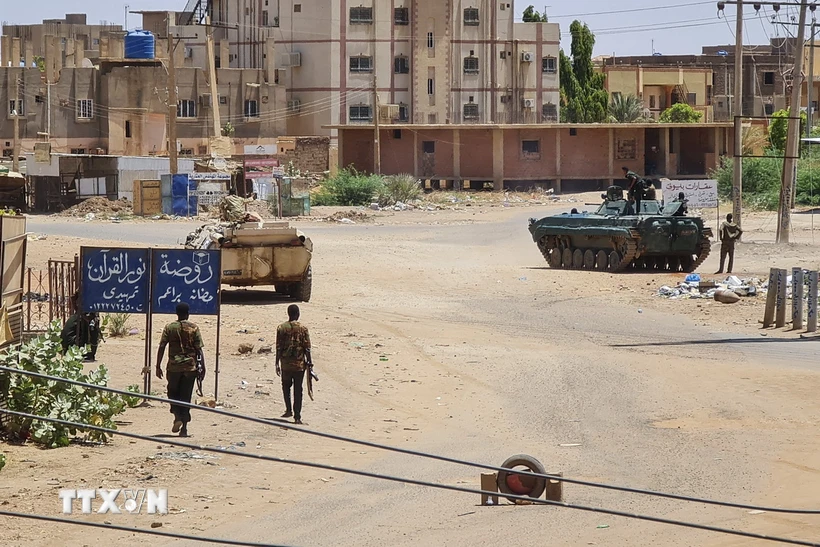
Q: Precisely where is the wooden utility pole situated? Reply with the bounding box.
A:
[205,15,221,138]
[12,74,20,172]
[733,0,744,233]
[372,0,381,174]
[807,21,817,138]
[167,13,179,175]
[777,1,808,244]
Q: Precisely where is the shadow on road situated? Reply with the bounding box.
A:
[611,336,818,348]
[221,289,293,306]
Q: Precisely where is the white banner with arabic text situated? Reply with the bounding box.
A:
[661,179,719,208]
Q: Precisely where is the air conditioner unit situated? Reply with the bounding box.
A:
[199,93,212,107]
[280,52,301,67]
[521,51,534,62]
[522,98,536,108]
[288,99,301,112]
[379,104,400,123]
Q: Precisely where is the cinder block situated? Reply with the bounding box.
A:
[480,472,499,506]
[545,472,563,502]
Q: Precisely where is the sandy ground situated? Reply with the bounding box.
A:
[2,195,820,546]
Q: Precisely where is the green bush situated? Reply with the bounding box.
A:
[123,384,144,408]
[768,109,807,150]
[0,323,126,448]
[102,313,130,337]
[377,174,422,206]
[658,103,702,123]
[314,168,384,206]
[712,153,820,209]
[0,454,5,471]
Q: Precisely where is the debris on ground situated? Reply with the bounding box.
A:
[237,343,254,354]
[657,276,761,300]
[58,197,133,218]
[324,210,372,223]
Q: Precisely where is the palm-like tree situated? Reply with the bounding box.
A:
[608,94,645,123]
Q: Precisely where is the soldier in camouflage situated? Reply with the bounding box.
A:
[156,302,205,437]
[276,304,312,425]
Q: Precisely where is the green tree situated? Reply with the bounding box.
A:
[608,94,645,123]
[658,103,702,123]
[522,6,547,22]
[559,21,608,123]
[768,109,806,150]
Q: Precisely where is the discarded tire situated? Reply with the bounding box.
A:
[714,289,740,304]
[496,454,547,502]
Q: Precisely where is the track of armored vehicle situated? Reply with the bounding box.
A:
[528,186,712,273]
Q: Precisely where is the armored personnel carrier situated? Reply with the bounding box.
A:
[185,220,313,301]
[527,186,712,273]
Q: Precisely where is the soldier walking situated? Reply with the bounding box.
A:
[716,213,743,274]
[276,304,312,425]
[156,302,206,437]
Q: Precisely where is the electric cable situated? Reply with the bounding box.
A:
[2,365,820,515]
[0,509,290,547]
[2,408,819,547]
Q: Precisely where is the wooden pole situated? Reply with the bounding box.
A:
[763,267,778,327]
[205,15,221,139]
[12,73,20,172]
[777,2,808,243]
[775,268,788,328]
[793,267,804,330]
[808,270,818,333]
[167,14,179,175]
[732,0,744,233]
[372,0,381,175]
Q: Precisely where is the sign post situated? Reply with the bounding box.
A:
[79,247,151,393]
[151,249,223,399]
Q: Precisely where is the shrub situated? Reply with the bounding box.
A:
[102,313,130,337]
[712,153,820,210]
[768,109,807,150]
[377,174,422,206]
[313,168,384,206]
[0,454,5,471]
[658,103,702,123]
[0,323,127,448]
[123,384,144,408]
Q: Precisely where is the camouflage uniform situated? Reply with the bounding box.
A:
[624,170,644,214]
[220,195,248,223]
[160,320,204,424]
[718,220,742,274]
[276,321,311,421]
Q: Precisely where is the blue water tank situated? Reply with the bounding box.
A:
[124,31,155,60]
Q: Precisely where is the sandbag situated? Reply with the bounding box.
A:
[714,289,741,304]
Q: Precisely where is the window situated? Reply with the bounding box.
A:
[393,129,402,139]
[125,120,132,138]
[350,55,373,73]
[422,141,435,153]
[76,99,94,120]
[427,78,434,95]
[569,128,577,136]
[764,71,775,85]
[463,103,479,120]
[394,55,410,74]
[349,104,372,121]
[220,96,228,105]
[542,103,558,122]
[541,56,556,74]
[244,99,259,118]
[427,32,434,49]
[522,140,540,154]
[177,99,196,118]
[687,93,697,105]
[93,38,100,46]
[262,10,269,26]
[35,95,44,104]
[464,7,480,25]
[294,3,301,11]
[70,148,86,155]
[500,51,506,59]
[394,7,409,25]
[463,56,479,74]
[179,148,194,156]
[350,6,373,24]
[8,100,23,116]
[649,95,656,109]
[398,103,409,122]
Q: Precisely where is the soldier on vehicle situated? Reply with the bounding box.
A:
[671,191,689,216]
[276,304,313,425]
[716,213,743,274]
[156,302,206,437]
[622,166,645,214]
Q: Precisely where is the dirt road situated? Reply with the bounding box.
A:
[5,200,820,546]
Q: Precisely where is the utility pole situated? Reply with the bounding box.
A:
[205,15,221,139]
[777,1,809,243]
[12,74,20,172]
[807,20,817,138]
[372,0,381,174]
[167,13,179,175]
[733,0,744,233]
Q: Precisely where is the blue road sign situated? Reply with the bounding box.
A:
[80,248,150,313]
[151,249,221,315]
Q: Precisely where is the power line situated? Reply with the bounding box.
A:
[2,408,819,547]
[2,365,820,516]
[548,0,716,18]
[0,509,291,547]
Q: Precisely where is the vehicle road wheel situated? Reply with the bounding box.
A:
[496,454,548,502]
[583,249,595,270]
[608,251,621,270]
[572,249,584,269]
[292,266,313,302]
[595,250,608,271]
[548,249,562,269]
[561,248,573,269]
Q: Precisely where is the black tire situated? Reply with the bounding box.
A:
[496,454,547,502]
[293,265,312,302]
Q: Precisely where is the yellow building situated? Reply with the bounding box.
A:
[601,64,714,122]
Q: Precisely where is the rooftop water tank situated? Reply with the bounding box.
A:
[125,31,155,60]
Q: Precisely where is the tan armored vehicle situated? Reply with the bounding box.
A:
[185,220,313,301]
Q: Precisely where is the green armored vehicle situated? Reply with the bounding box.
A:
[528,186,712,273]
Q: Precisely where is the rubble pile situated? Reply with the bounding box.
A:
[657,274,761,300]
[58,197,133,218]
[324,210,373,223]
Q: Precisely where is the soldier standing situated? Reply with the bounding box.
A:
[276,304,312,425]
[622,166,644,214]
[716,213,743,274]
[156,302,205,437]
